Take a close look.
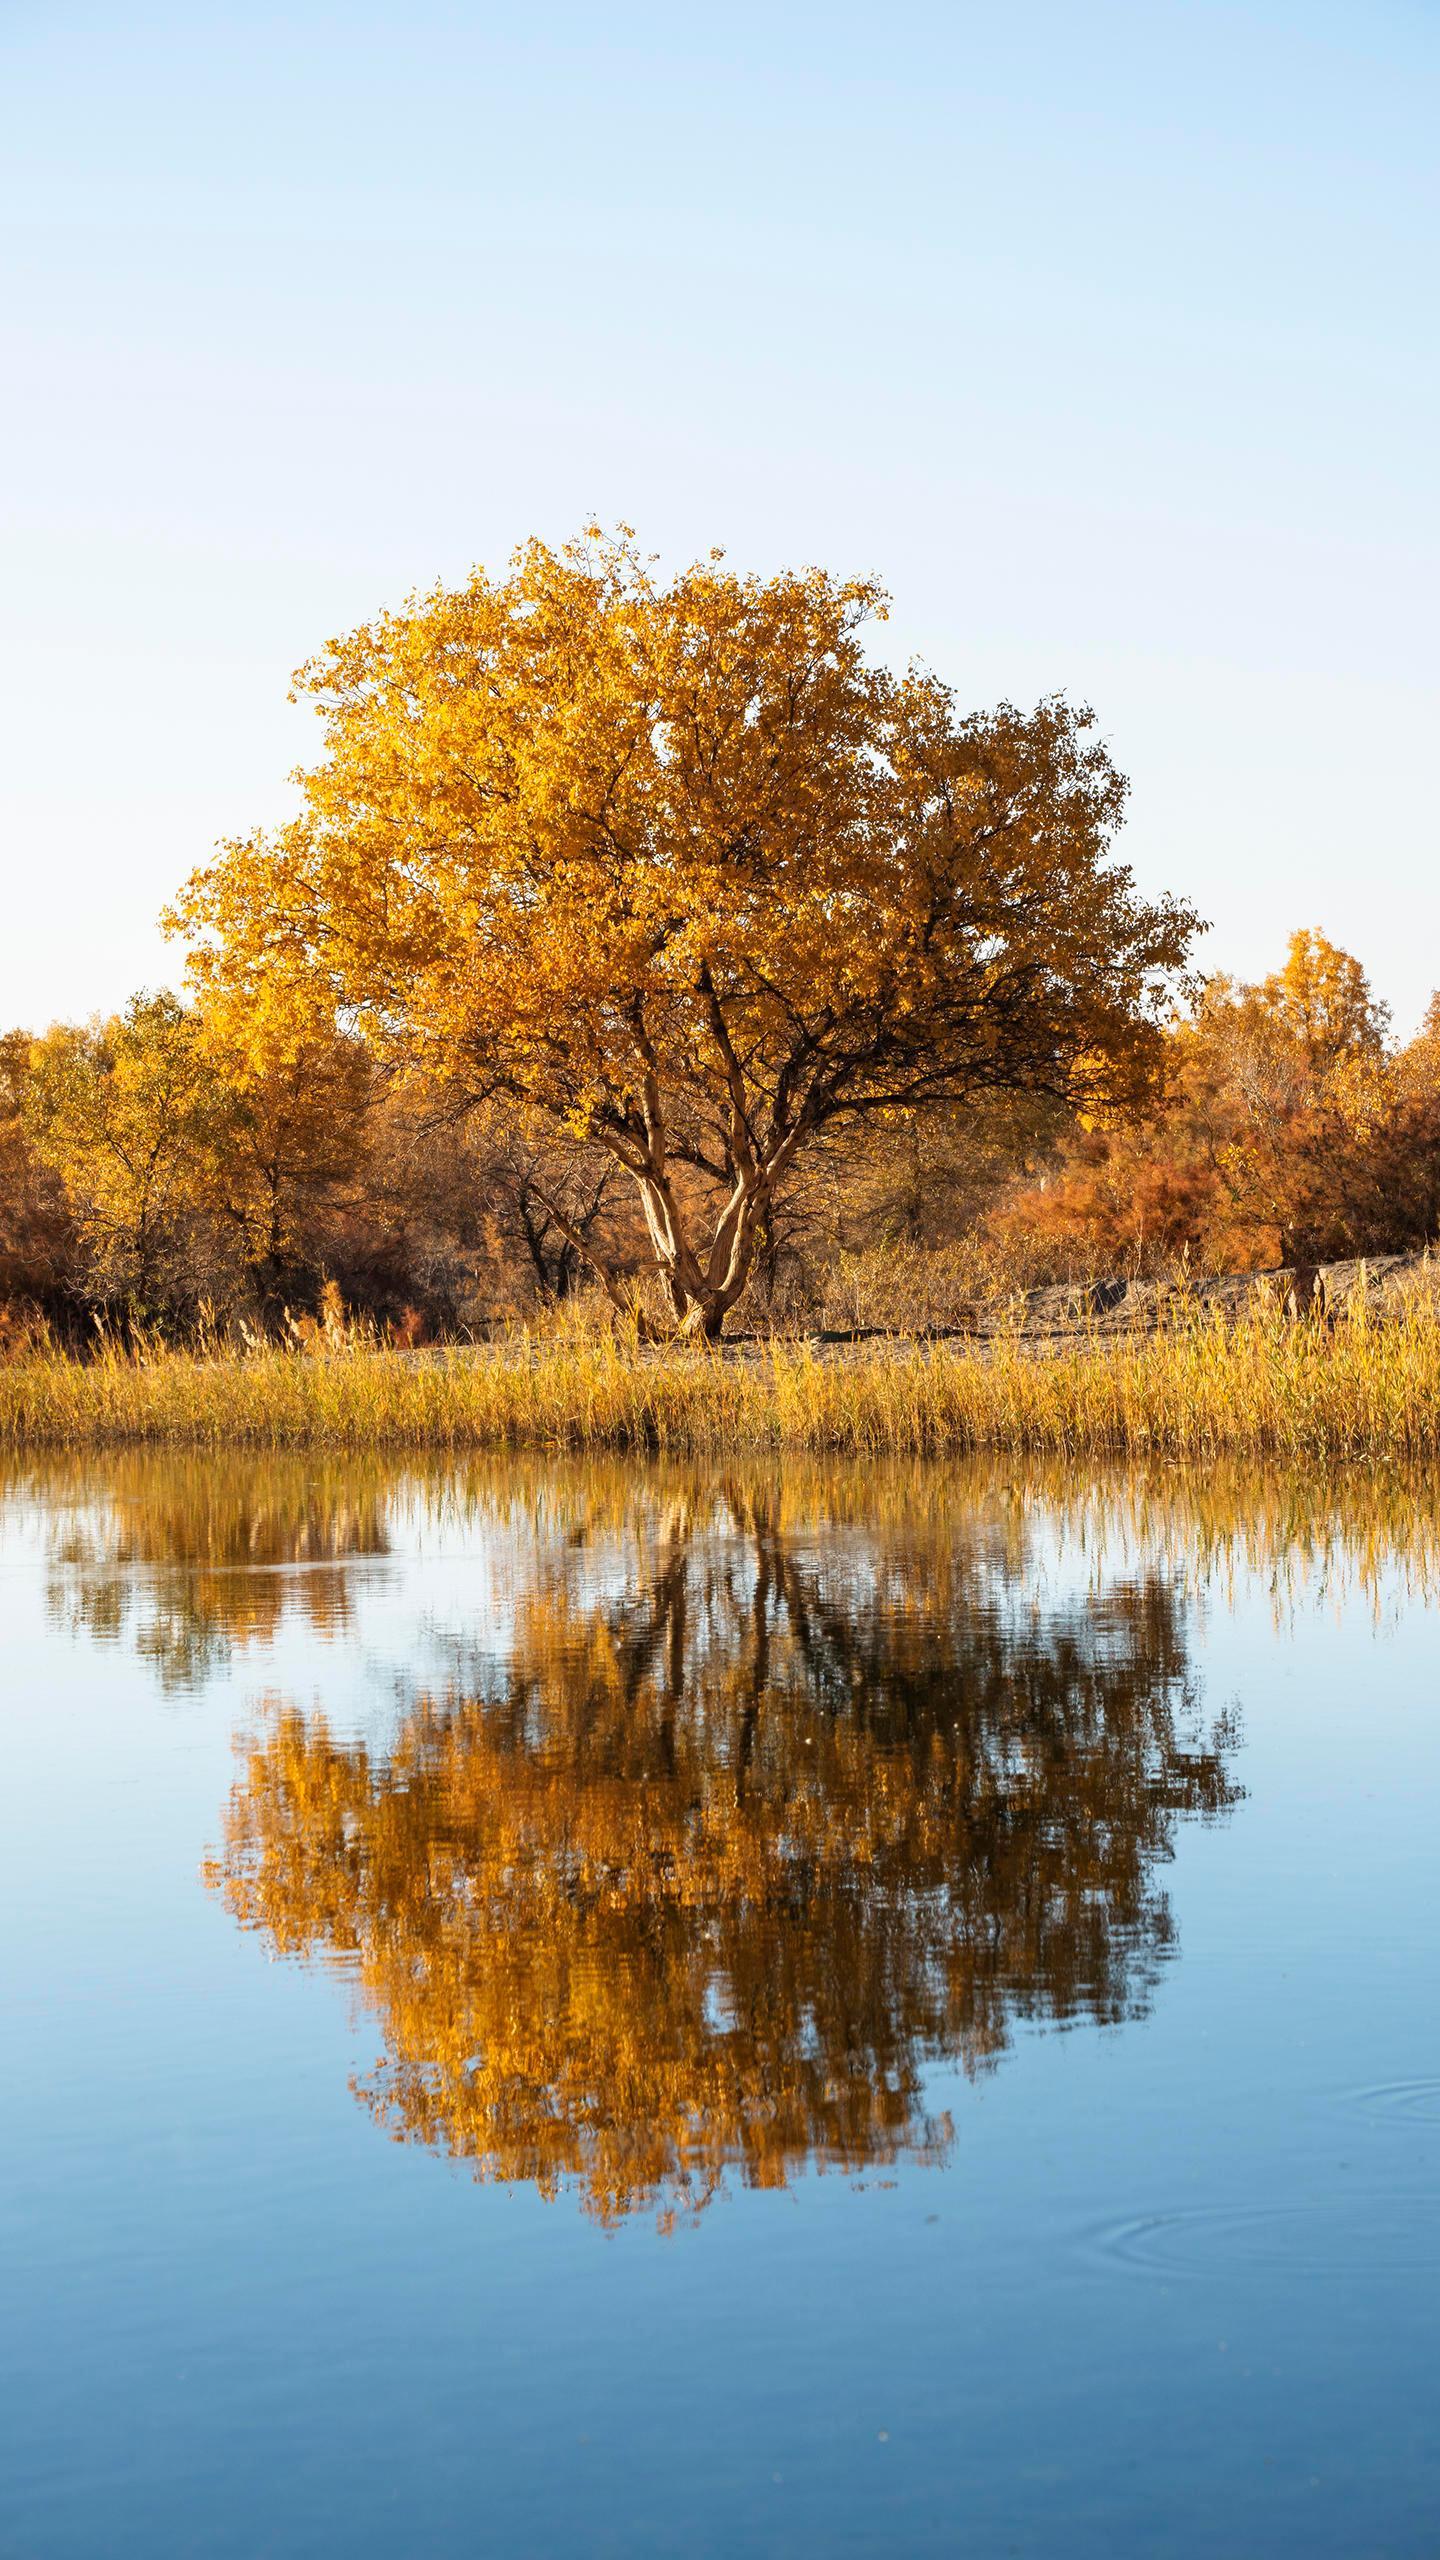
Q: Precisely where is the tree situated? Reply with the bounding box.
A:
[190,1003,373,1308]
[987,929,1408,1279]
[1263,926,1390,1072]
[0,1030,76,1325]
[170,530,1200,1337]
[444,1102,625,1305]
[22,992,220,1315]
[1172,932,1392,1264]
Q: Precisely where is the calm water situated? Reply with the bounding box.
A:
[2,1454,1437,2558]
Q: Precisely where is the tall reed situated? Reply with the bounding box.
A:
[0,1295,1436,1459]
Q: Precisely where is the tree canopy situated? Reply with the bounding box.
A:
[20,992,372,1321]
[995,927,1439,1275]
[171,530,1200,1334]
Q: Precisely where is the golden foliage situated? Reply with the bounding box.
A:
[23,993,217,1307]
[991,931,1440,1277]
[169,529,1197,1335]
[18,993,374,1321]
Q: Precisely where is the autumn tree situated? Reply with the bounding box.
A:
[22,992,221,1314]
[190,1002,373,1307]
[1344,991,1440,1255]
[0,1030,76,1325]
[483,1118,625,1303]
[1177,931,1391,1261]
[1261,926,1391,1071]
[989,929,1414,1279]
[170,530,1199,1337]
[19,989,382,1324]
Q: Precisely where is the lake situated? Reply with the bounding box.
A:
[2,1453,1437,2557]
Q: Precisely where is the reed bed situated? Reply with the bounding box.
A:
[2,1294,1439,1460]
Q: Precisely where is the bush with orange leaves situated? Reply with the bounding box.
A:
[984,933,1440,1283]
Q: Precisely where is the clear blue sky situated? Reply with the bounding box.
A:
[3,0,1436,1031]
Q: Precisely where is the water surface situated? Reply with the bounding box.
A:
[2,1456,1437,2555]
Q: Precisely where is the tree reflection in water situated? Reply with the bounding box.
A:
[207,1476,1240,2224]
[34,1454,393,1687]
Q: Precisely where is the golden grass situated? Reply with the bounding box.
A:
[2,1293,1440,1459]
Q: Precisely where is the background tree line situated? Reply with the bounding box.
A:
[2,924,1437,1345]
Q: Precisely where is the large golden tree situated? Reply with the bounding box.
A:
[171,531,1199,1335]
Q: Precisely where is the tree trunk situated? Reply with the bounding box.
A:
[676,1293,729,1342]
[573,1116,797,1340]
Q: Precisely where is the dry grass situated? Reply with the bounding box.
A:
[1,1290,1438,1460]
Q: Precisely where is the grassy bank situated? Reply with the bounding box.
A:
[2,1297,1439,1459]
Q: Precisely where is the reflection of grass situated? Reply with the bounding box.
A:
[3,1299,1440,1457]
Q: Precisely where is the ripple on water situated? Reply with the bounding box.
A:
[1337,2078,1440,2128]
[1086,2196,1440,2282]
